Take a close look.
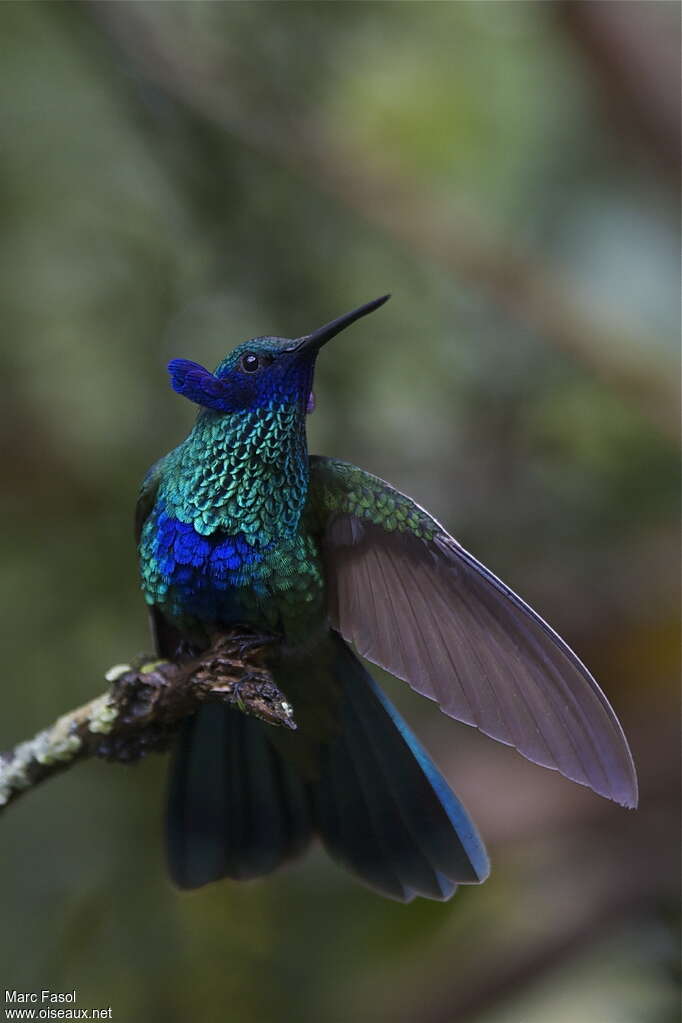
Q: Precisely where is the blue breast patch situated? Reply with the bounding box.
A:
[141,505,268,622]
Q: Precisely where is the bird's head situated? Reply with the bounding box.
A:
[167,295,390,417]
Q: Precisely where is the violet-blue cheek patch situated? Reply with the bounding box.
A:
[168,359,230,411]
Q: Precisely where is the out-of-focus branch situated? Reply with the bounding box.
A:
[0,630,294,814]
[558,0,681,181]
[94,2,679,442]
[412,895,650,1023]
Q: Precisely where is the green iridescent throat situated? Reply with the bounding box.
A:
[160,402,309,542]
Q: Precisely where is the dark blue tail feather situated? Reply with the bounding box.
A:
[166,635,488,899]
[313,638,488,901]
[167,705,313,889]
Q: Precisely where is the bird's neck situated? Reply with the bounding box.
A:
[170,403,309,543]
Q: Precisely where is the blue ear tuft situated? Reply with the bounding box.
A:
[168,359,225,407]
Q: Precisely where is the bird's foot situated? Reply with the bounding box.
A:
[210,629,279,662]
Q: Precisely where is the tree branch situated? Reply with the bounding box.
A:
[0,629,294,815]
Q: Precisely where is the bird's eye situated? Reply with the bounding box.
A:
[240,352,264,373]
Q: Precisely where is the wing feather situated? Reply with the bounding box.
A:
[309,457,637,808]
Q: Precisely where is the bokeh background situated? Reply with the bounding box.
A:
[1,3,679,1021]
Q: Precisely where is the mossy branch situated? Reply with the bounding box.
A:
[0,630,294,815]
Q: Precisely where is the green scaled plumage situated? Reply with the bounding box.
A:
[138,400,325,643]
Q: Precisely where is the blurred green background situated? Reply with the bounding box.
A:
[1,3,679,1021]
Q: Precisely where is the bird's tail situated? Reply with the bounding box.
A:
[166,634,489,900]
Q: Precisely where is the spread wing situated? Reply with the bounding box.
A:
[308,456,638,808]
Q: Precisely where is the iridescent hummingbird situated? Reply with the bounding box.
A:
[136,295,637,901]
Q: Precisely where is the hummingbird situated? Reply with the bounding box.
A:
[136,295,637,902]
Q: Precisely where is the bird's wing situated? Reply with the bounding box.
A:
[307,456,637,807]
[135,456,166,543]
[135,455,184,658]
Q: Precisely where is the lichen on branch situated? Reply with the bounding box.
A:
[0,629,293,814]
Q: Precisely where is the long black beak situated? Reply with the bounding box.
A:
[287,294,390,354]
